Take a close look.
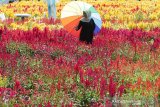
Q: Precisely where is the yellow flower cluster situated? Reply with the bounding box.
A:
[0,75,7,87]
[0,0,160,30]
[0,1,47,18]
[91,0,160,30]
[8,19,63,31]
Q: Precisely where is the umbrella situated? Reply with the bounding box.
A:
[0,0,9,5]
[61,1,102,37]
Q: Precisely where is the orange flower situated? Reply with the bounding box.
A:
[137,77,142,86]
[155,77,160,89]
[145,79,152,91]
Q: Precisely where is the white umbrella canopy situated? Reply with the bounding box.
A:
[0,0,9,5]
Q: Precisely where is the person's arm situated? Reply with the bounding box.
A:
[75,21,82,31]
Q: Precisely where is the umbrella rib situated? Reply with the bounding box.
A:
[73,2,82,15]
[74,1,83,13]
[66,3,80,13]
[93,19,102,28]
[83,2,86,11]
[62,16,82,27]
[93,18,102,23]
[62,10,80,14]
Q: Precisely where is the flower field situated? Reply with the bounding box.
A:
[0,0,160,106]
[1,0,160,30]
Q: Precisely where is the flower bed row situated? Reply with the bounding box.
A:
[0,27,159,106]
[1,1,160,30]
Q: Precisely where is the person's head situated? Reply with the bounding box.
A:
[83,10,91,19]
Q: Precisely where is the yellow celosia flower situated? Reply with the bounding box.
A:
[10,23,18,29]
[103,22,111,28]
[149,13,158,20]
[0,75,7,87]
[128,22,136,30]
[137,22,148,30]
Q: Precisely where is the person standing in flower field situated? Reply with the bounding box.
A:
[46,0,59,20]
[75,10,95,44]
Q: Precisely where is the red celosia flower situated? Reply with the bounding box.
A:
[109,76,117,97]
[145,79,152,91]
[13,80,21,91]
[150,38,160,51]
[155,77,160,89]
[0,29,2,35]
[105,99,112,107]
[117,85,125,97]
[100,77,106,98]
[14,104,20,107]
[38,103,42,107]
[79,69,84,83]
[84,79,90,87]
[44,101,52,107]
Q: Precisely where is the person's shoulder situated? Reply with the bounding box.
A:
[91,18,94,21]
[80,18,84,21]
[80,19,85,23]
[90,18,94,23]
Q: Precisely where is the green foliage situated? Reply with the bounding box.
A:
[133,53,140,63]
[142,53,150,63]
[6,76,14,88]
[111,51,117,60]
[18,43,35,57]
[0,60,4,68]
[73,89,99,107]
[86,58,103,70]
[80,91,96,106]
[6,42,17,54]
[29,59,42,69]
[135,11,144,22]
[6,42,35,57]
[77,46,92,55]
[117,43,134,59]
[0,75,7,87]
[22,80,35,90]
[50,49,65,60]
